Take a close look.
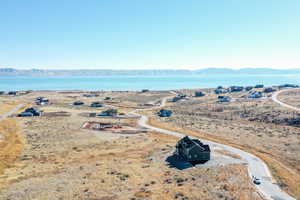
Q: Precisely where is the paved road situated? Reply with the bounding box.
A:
[272,89,300,111]
[133,96,295,200]
[0,104,24,121]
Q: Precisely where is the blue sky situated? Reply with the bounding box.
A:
[0,0,300,69]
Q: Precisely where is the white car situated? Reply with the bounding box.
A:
[253,177,261,185]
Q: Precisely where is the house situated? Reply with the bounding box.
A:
[248,91,263,98]
[73,101,84,106]
[254,84,264,88]
[24,108,42,116]
[83,93,99,97]
[18,107,42,117]
[158,109,172,117]
[97,109,118,117]
[8,91,17,95]
[245,86,253,91]
[175,136,210,164]
[218,96,231,102]
[263,87,276,93]
[214,88,229,94]
[90,102,103,107]
[195,91,205,97]
[104,97,112,101]
[35,97,49,105]
[230,86,244,92]
[172,94,188,102]
[141,89,150,93]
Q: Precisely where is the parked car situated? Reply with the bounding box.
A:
[253,177,261,185]
[73,101,84,106]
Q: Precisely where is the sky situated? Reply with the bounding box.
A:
[0,0,300,70]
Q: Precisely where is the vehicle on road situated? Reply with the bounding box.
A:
[253,177,261,185]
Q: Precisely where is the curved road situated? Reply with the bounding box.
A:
[133,95,295,200]
[272,89,300,112]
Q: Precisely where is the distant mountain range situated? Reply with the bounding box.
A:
[1,67,300,76]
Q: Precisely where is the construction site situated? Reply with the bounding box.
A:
[82,121,148,135]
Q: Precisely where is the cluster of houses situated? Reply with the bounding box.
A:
[213,84,285,101]
[278,84,299,88]
[73,101,104,107]
[215,84,266,94]
[83,93,100,98]
[171,91,206,102]
[97,108,118,117]
[0,91,18,96]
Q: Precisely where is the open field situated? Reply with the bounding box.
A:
[0,91,263,200]
[277,89,300,109]
[0,118,24,183]
[0,98,22,115]
[148,88,300,199]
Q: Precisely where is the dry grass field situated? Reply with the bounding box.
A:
[0,118,24,185]
[277,89,300,109]
[0,91,263,200]
[0,98,21,115]
[148,88,300,199]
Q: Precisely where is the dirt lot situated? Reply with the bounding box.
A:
[0,91,262,200]
[149,88,300,199]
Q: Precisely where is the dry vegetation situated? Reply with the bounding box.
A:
[0,91,263,200]
[149,88,300,199]
[277,89,300,109]
[0,98,21,115]
[0,118,24,186]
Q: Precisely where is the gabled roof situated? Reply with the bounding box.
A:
[178,136,209,152]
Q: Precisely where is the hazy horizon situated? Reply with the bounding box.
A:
[2,67,300,71]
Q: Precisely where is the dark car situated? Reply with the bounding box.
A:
[73,101,84,106]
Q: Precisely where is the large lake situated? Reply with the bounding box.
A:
[1,74,300,91]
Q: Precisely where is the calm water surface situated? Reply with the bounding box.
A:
[1,74,300,91]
